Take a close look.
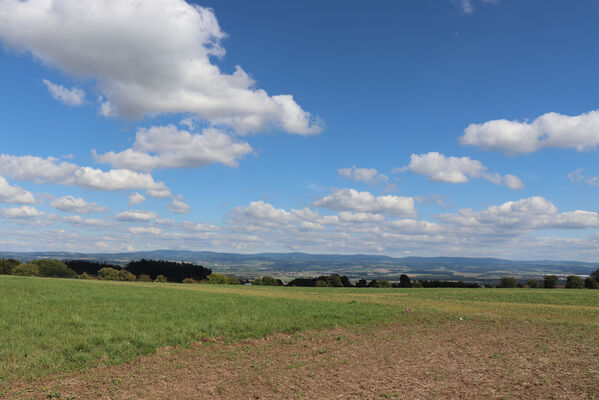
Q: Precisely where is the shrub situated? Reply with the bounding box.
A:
[526,279,539,288]
[368,279,391,288]
[79,272,96,280]
[182,278,197,284]
[154,275,168,283]
[31,259,76,278]
[204,273,240,285]
[118,269,137,281]
[498,277,518,288]
[355,279,368,288]
[13,263,39,277]
[584,277,598,289]
[592,268,599,283]
[565,275,584,289]
[544,275,558,289]
[411,281,423,288]
[315,279,328,287]
[0,258,20,275]
[252,276,283,286]
[137,274,152,282]
[98,267,121,281]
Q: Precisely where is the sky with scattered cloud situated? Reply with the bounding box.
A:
[1,0,599,260]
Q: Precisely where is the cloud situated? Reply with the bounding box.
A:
[128,192,146,206]
[42,79,85,106]
[313,188,416,217]
[568,169,599,187]
[168,195,190,214]
[0,176,35,204]
[460,109,599,155]
[0,154,170,197]
[116,210,158,222]
[453,0,474,14]
[0,0,321,135]
[452,0,498,14]
[50,195,109,214]
[1,205,42,219]
[129,226,163,235]
[399,152,523,189]
[93,125,252,172]
[61,215,110,226]
[439,196,599,231]
[338,166,388,184]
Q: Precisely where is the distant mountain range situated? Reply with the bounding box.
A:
[2,250,598,282]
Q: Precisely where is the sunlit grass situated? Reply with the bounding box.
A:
[1,275,598,384]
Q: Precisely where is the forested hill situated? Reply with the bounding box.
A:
[1,250,598,281]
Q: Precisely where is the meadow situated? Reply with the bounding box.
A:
[1,275,599,398]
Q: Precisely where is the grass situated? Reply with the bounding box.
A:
[1,275,598,385]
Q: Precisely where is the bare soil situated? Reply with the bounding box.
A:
[5,319,598,399]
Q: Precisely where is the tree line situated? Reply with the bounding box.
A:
[1,257,598,289]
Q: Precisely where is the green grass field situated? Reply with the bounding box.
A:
[1,275,598,386]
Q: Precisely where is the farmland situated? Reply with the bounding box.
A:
[1,276,599,399]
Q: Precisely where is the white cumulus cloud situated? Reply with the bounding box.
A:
[399,152,523,189]
[0,0,321,135]
[128,192,146,206]
[460,109,599,155]
[42,79,85,106]
[116,210,158,222]
[0,154,170,197]
[50,195,108,214]
[338,166,388,184]
[0,176,36,204]
[1,205,42,219]
[313,188,416,217]
[94,125,252,172]
[168,195,191,214]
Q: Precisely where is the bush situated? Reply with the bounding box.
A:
[526,279,539,288]
[252,276,283,286]
[137,274,152,282]
[98,267,121,281]
[355,279,368,288]
[584,277,598,289]
[154,275,168,283]
[592,268,599,283]
[544,275,558,289]
[315,279,328,287]
[565,275,584,289]
[411,281,423,288]
[31,259,76,278]
[182,278,197,284]
[118,269,137,281]
[204,273,240,285]
[498,277,518,288]
[13,263,39,277]
[0,258,20,275]
[79,272,96,280]
[368,279,391,288]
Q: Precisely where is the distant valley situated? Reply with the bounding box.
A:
[2,250,597,283]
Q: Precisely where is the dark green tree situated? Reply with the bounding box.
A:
[584,277,598,289]
[544,275,558,289]
[399,274,411,288]
[565,275,584,289]
[0,258,20,275]
[498,277,517,288]
[526,279,539,288]
[31,259,76,278]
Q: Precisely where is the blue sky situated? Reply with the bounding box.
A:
[1,0,599,259]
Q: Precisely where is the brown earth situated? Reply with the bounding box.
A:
[5,319,599,400]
